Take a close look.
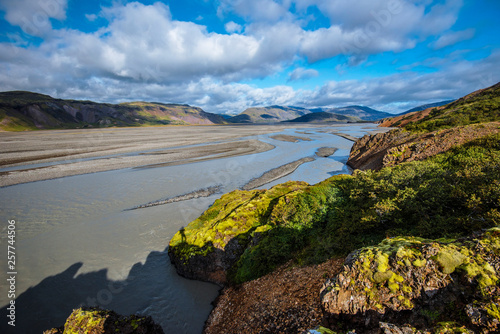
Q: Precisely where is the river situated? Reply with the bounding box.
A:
[0,124,385,333]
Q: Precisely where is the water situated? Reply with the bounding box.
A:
[0,124,383,333]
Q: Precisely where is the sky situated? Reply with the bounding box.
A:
[0,0,499,115]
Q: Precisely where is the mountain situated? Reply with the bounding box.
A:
[284,111,361,123]
[0,91,226,131]
[397,100,455,115]
[227,106,310,123]
[320,105,392,121]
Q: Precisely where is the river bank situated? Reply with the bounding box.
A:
[1,123,384,333]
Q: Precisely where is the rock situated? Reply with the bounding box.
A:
[346,123,500,171]
[168,181,308,285]
[43,307,164,334]
[320,228,500,333]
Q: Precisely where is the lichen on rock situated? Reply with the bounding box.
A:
[168,181,309,285]
[43,307,164,334]
[320,228,500,332]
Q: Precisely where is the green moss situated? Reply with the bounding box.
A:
[413,258,427,267]
[373,270,394,284]
[434,321,474,333]
[63,308,109,333]
[433,246,467,274]
[485,302,500,320]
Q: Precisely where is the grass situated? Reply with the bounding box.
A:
[404,83,500,133]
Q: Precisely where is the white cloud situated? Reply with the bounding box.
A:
[85,13,98,22]
[432,28,475,49]
[288,67,319,81]
[225,21,243,33]
[0,0,67,36]
[0,0,495,116]
[218,0,292,22]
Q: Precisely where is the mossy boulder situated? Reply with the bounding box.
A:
[43,307,164,334]
[168,181,308,285]
[321,228,500,332]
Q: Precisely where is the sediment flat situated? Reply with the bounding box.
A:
[315,147,338,157]
[241,157,315,190]
[0,124,321,187]
[130,185,222,210]
[270,134,312,142]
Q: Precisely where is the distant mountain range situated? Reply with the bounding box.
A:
[314,106,393,121]
[0,91,226,131]
[284,111,360,123]
[227,106,311,123]
[2,90,460,131]
[227,105,389,123]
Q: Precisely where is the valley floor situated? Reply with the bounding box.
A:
[0,124,354,187]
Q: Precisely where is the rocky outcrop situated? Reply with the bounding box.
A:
[43,307,164,334]
[320,228,500,333]
[347,122,500,171]
[168,181,309,285]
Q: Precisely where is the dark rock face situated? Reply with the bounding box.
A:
[320,229,500,333]
[168,235,247,286]
[43,307,164,334]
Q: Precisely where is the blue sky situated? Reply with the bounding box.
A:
[0,0,499,114]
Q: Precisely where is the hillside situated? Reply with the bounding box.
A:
[0,91,225,131]
[319,105,392,121]
[284,111,360,123]
[168,82,500,333]
[397,99,455,116]
[353,82,500,170]
[380,82,500,129]
[227,105,310,123]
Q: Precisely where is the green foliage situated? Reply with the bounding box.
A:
[404,84,500,133]
[229,133,500,282]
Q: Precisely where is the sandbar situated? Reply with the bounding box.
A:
[241,157,315,190]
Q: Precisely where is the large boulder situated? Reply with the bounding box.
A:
[320,228,500,332]
[168,181,308,285]
[43,307,164,334]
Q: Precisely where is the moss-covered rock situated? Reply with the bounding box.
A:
[321,228,500,332]
[168,181,308,285]
[43,307,164,334]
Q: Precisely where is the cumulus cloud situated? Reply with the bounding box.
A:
[0,0,495,116]
[218,0,292,22]
[225,21,243,33]
[0,0,67,36]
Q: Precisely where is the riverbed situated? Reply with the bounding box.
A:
[0,123,387,333]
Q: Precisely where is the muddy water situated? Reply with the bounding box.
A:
[0,124,384,333]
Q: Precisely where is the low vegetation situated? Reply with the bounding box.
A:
[232,133,500,282]
[404,83,500,133]
[169,133,500,284]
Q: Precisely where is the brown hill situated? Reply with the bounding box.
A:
[0,91,225,131]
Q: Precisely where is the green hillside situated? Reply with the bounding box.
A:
[404,82,500,132]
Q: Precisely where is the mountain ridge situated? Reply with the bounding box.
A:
[0,91,226,131]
